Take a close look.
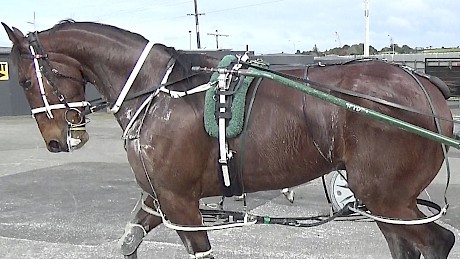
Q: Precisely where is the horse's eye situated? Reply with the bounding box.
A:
[21,80,32,90]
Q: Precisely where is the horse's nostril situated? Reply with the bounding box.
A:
[47,140,62,153]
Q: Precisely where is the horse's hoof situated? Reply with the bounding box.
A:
[283,190,295,203]
[119,223,146,256]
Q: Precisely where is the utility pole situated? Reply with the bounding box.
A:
[364,0,370,56]
[335,32,342,47]
[388,35,395,61]
[187,0,204,49]
[207,29,229,49]
[27,11,36,31]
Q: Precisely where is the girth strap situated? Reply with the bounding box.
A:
[215,54,251,197]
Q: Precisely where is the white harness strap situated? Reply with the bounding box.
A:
[31,101,91,116]
[216,53,249,188]
[122,91,158,139]
[121,60,176,139]
[30,46,54,118]
[217,72,231,187]
[110,41,155,114]
[159,82,214,98]
[138,191,257,231]
[160,60,175,85]
[140,193,162,217]
[348,203,448,225]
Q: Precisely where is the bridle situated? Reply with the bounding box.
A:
[26,31,91,149]
[27,33,90,124]
[26,32,90,121]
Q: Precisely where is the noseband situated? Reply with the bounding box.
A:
[26,32,90,124]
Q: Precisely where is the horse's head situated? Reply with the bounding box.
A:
[2,23,90,152]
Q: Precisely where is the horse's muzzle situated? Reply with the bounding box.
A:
[47,140,67,153]
[46,129,89,153]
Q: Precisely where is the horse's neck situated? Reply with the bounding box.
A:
[110,54,215,132]
[44,31,175,131]
[45,30,149,99]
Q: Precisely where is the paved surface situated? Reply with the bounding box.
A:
[1,112,460,258]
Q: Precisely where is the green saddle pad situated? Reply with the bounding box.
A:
[204,55,264,138]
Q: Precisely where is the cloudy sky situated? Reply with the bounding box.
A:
[1,0,459,54]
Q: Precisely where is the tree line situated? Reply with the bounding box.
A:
[299,43,456,56]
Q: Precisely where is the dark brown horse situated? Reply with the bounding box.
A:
[2,20,455,259]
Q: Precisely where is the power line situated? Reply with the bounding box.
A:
[204,0,285,15]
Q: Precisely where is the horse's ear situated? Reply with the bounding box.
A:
[1,22,26,47]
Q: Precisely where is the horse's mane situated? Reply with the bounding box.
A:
[9,19,218,94]
[46,20,220,73]
[46,19,147,42]
[9,19,149,66]
[146,43,212,73]
[160,44,219,92]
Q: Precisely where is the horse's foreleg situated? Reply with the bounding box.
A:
[119,194,162,258]
[176,230,214,259]
[160,197,214,258]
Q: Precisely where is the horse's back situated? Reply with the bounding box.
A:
[307,60,452,134]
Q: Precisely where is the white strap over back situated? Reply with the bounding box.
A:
[110,41,155,113]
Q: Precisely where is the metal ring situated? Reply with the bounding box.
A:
[64,108,84,126]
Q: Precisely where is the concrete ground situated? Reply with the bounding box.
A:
[1,111,460,259]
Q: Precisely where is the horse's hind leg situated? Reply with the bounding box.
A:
[368,204,454,259]
[352,184,454,259]
[344,124,455,258]
[377,222,421,259]
[119,194,163,259]
[417,222,455,258]
[377,218,454,259]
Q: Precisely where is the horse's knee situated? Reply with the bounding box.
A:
[118,223,147,256]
